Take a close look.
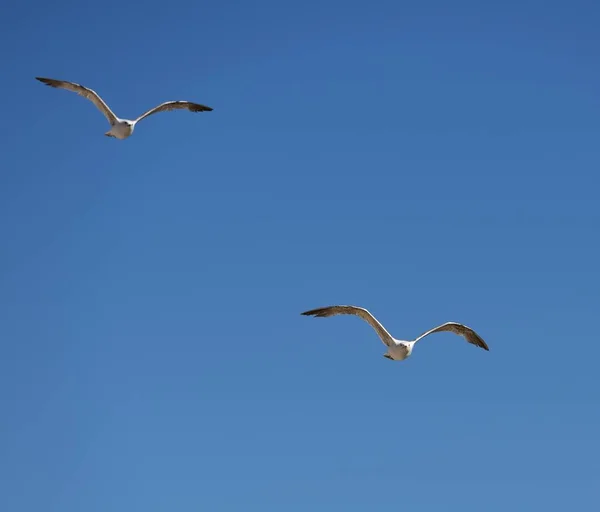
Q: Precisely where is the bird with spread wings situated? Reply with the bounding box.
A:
[302,305,489,361]
[36,77,213,140]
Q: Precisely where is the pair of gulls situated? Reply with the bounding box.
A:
[36,77,489,364]
[35,77,213,139]
[302,305,489,362]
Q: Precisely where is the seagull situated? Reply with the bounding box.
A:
[35,77,213,139]
[301,305,489,361]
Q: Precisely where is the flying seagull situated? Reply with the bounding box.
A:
[301,305,489,361]
[35,77,213,139]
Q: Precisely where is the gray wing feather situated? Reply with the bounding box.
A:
[134,101,213,123]
[36,77,117,125]
[301,305,394,347]
[413,322,489,351]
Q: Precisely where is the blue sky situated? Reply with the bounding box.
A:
[1,0,599,510]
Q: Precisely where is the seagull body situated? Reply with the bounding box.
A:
[301,305,489,361]
[35,77,213,139]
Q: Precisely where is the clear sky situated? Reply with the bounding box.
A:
[1,0,599,510]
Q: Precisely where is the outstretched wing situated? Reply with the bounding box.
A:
[413,322,489,351]
[301,305,394,347]
[134,101,213,123]
[36,77,117,125]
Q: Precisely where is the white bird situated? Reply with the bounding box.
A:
[301,305,489,361]
[35,77,213,139]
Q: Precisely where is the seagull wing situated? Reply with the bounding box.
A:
[35,77,118,125]
[301,305,395,347]
[413,322,489,351]
[134,101,213,124]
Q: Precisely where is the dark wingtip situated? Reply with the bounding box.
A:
[191,104,213,112]
[301,308,322,317]
[35,77,54,86]
[301,307,330,318]
[478,338,490,351]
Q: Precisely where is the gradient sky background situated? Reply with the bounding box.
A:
[1,0,599,510]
